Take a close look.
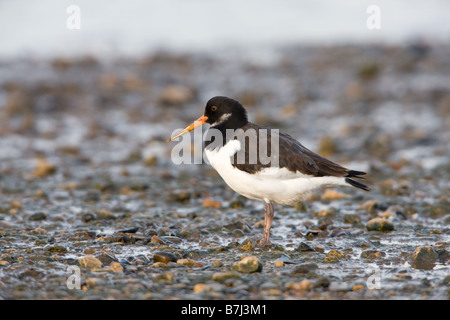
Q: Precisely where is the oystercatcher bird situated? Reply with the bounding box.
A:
[168,96,370,247]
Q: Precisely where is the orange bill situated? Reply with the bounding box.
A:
[167,115,208,142]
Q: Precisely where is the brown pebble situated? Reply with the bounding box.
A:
[366,218,394,232]
[411,246,438,270]
[153,252,178,264]
[177,259,195,267]
[203,198,222,208]
[109,262,124,272]
[324,250,345,263]
[211,260,223,268]
[79,255,102,269]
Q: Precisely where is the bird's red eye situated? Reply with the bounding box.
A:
[211,106,218,111]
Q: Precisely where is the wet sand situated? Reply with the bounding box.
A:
[0,44,449,299]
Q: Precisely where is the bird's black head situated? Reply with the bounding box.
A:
[204,96,248,129]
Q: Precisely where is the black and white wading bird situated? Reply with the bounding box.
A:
[168,96,370,247]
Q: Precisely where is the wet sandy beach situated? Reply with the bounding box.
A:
[0,44,449,299]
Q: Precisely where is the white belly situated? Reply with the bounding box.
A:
[204,140,348,205]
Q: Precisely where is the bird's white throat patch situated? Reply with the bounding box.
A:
[210,113,231,127]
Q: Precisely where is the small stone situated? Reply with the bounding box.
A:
[312,208,336,218]
[177,259,195,267]
[286,279,312,291]
[153,252,178,264]
[291,262,318,274]
[231,256,262,273]
[9,200,22,210]
[344,214,361,225]
[295,242,316,252]
[95,252,118,266]
[30,226,46,235]
[352,284,365,291]
[294,202,307,212]
[193,283,206,293]
[212,271,242,283]
[324,250,345,263]
[275,261,284,267]
[321,189,348,200]
[239,238,256,251]
[81,212,96,223]
[359,199,378,213]
[366,218,394,232]
[318,136,337,158]
[203,198,222,209]
[79,255,103,269]
[229,199,245,209]
[224,220,252,233]
[83,190,101,202]
[109,262,124,272]
[144,155,158,166]
[153,272,173,284]
[96,209,116,220]
[46,245,68,253]
[211,260,223,268]
[158,85,194,105]
[151,235,165,244]
[28,211,47,221]
[360,250,386,260]
[411,246,438,270]
[32,158,57,178]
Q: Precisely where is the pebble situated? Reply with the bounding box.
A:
[153,272,173,284]
[286,279,312,291]
[231,256,262,273]
[193,283,206,293]
[211,260,223,268]
[224,220,252,232]
[95,252,118,266]
[321,189,349,200]
[177,259,195,267]
[274,261,284,267]
[79,255,103,269]
[324,250,345,263]
[109,262,124,272]
[203,198,222,208]
[366,218,394,232]
[295,242,314,252]
[158,85,194,105]
[239,238,256,251]
[81,212,96,223]
[360,250,386,260]
[46,245,68,253]
[358,199,379,213]
[212,272,242,283]
[411,246,438,270]
[153,252,178,264]
[32,158,57,178]
[291,262,318,274]
[344,214,361,225]
[28,211,47,221]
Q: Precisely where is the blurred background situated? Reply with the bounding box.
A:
[0,0,449,191]
[0,0,449,300]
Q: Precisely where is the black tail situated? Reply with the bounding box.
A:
[345,170,370,191]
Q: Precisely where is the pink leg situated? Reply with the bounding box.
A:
[257,201,274,248]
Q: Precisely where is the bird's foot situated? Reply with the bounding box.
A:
[256,238,272,248]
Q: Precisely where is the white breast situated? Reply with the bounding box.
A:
[204,140,348,205]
